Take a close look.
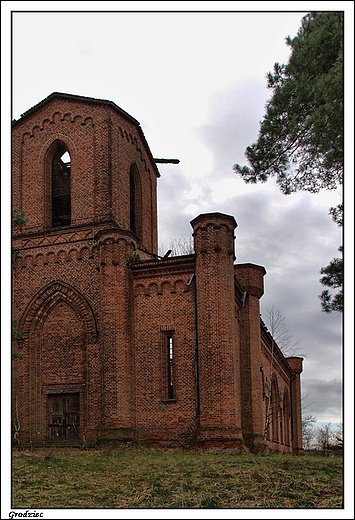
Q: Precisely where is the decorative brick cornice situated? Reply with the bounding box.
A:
[13,228,95,250]
[131,254,195,279]
[20,111,94,143]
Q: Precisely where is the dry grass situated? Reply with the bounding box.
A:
[11,447,343,509]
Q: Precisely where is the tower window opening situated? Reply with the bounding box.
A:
[130,169,136,234]
[52,150,71,227]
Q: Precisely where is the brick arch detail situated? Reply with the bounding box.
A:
[42,136,77,229]
[42,134,77,164]
[18,281,98,343]
[22,111,94,142]
[96,232,137,268]
[133,278,189,298]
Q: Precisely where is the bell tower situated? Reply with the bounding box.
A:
[12,92,160,255]
[12,93,161,444]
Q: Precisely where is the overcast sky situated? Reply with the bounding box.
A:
[4,2,353,428]
[2,2,354,519]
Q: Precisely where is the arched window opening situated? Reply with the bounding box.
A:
[52,148,71,227]
[129,164,142,239]
[283,390,291,445]
[271,378,280,442]
[130,168,137,234]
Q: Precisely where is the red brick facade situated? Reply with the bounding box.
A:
[12,93,303,453]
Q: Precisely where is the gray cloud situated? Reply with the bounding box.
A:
[157,79,343,424]
[196,78,270,174]
[302,379,343,423]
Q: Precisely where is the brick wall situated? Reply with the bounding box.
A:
[12,93,303,452]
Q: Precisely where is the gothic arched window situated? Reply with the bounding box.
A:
[52,147,71,227]
[129,164,142,239]
[130,169,137,234]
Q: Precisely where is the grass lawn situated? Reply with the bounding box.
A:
[11,447,343,509]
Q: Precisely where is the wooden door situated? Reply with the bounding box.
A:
[49,393,80,440]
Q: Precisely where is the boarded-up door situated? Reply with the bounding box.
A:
[49,393,80,439]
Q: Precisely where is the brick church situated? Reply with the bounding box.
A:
[12,92,303,454]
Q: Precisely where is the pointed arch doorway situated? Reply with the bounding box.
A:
[17,281,98,443]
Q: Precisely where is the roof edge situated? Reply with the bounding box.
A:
[12,92,139,126]
[12,92,160,177]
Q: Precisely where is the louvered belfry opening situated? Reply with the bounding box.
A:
[52,148,71,227]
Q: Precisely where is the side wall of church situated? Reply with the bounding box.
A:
[132,256,198,445]
[260,335,295,454]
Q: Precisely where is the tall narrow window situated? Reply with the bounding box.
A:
[129,164,142,240]
[167,335,174,399]
[283,390,291,445]
[52,149,71,227]
[271,378,280,442]
[130,168,136,234]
